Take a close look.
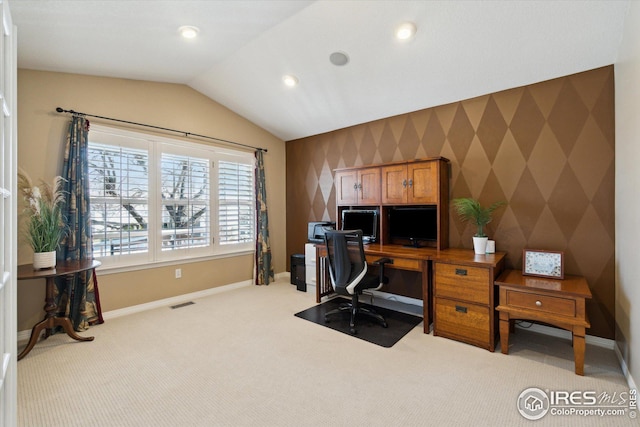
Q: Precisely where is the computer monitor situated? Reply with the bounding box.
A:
[388,206,437,247]
[341,209,378,243]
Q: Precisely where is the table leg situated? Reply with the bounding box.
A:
[499,312,510,354]
[18,321,48,361]
[18,276,94,361]
[423,261,431,334]
[573,326,586,376]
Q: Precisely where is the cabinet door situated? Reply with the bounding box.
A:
[335,170,358,205]
[358,167,381,205]
[407,161,438,204]
[381,164,407,204]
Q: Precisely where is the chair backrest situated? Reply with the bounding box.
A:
[324,230,367,292]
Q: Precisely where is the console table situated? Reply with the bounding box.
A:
[495,269,592,375]
[17,259,101,360]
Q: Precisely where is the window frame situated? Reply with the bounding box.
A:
[88,124,256,271]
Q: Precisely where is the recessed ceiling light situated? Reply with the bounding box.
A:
[396,22,417,41]
[283,75,299,87]
[329,51,349,66]
[179,25,200,39]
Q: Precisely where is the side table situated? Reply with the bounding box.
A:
[495,269,592,375]
[17,259,101,360]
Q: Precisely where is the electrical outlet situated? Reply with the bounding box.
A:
[175,268,182,279]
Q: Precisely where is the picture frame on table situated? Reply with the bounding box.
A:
[522,249,564,279]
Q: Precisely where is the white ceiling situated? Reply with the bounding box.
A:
[10,0,630,141]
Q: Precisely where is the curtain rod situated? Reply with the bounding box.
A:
[55,107,267,153]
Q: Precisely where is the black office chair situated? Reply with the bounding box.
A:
[323,229,393,334]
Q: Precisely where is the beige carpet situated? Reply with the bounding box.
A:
[17,278,635,426]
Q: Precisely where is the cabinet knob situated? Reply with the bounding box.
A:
[535,300,542,307]
[408,179,413,187]
[402,179,407,188]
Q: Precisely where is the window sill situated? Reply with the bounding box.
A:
[94,249,255,275]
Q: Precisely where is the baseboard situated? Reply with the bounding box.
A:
[361,289,423,316]
[102,280,253,321]
[614,342,638,391]
[514,321,615,350]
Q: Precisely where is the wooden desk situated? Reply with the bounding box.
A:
[495,269,592,375]
[17,259,101,360]
[315,244,505,337]
[316,244,437,332]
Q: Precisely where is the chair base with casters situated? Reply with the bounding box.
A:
[324,291,388,334]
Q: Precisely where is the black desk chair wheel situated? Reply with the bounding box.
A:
[323,229,393,334]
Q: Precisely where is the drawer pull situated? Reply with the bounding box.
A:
[455,268,468,276]
[535,300,542,307]
[455,305,468,314]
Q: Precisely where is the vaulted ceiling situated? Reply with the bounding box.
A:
[10,0,630,141]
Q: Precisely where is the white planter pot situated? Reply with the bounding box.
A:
[33,250,56,270]
[472,237,488,255]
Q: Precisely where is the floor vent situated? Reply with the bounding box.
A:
[170,301,195,309]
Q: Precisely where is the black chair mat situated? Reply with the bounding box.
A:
[294,297,423,348]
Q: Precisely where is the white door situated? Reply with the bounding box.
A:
[0,1,17,425]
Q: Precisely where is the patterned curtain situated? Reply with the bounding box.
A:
[254,150,274,285]
[55,116,104,330]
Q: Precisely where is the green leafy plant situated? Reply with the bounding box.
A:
[18,170,67,252]
[452,197,505,238]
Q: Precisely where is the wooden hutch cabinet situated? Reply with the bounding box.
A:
[334,167,381,206]
[334,157,449,250]
[381,161,439,205]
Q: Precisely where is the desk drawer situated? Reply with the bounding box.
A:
[434,263,490,305]
[365,255,421,272]
[506,290,576,317]
[435,297,490,348]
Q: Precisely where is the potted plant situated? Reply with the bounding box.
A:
[18,170,67,269]
[452,197,505,254]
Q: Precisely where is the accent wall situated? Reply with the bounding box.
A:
[286,66,615,339]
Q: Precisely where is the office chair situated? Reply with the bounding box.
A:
[323,229,393,334]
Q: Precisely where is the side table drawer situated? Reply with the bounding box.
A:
[506,290,576,317]
[435,297,490,348]
[435,263,490,305]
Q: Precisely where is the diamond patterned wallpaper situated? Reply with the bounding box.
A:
[286,66,614,339]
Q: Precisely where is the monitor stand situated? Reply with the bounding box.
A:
[403,238,423,248]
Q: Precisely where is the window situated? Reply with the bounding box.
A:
[218,161,254,245]
[160,152,210,251]
[88,125,255,268]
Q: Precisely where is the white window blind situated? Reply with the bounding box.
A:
[88,142,149,257]
[218,160,254,245]
[161,153,210,251]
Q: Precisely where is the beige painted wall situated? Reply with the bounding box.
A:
[17,69,286,331]
[615,1,640,388]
